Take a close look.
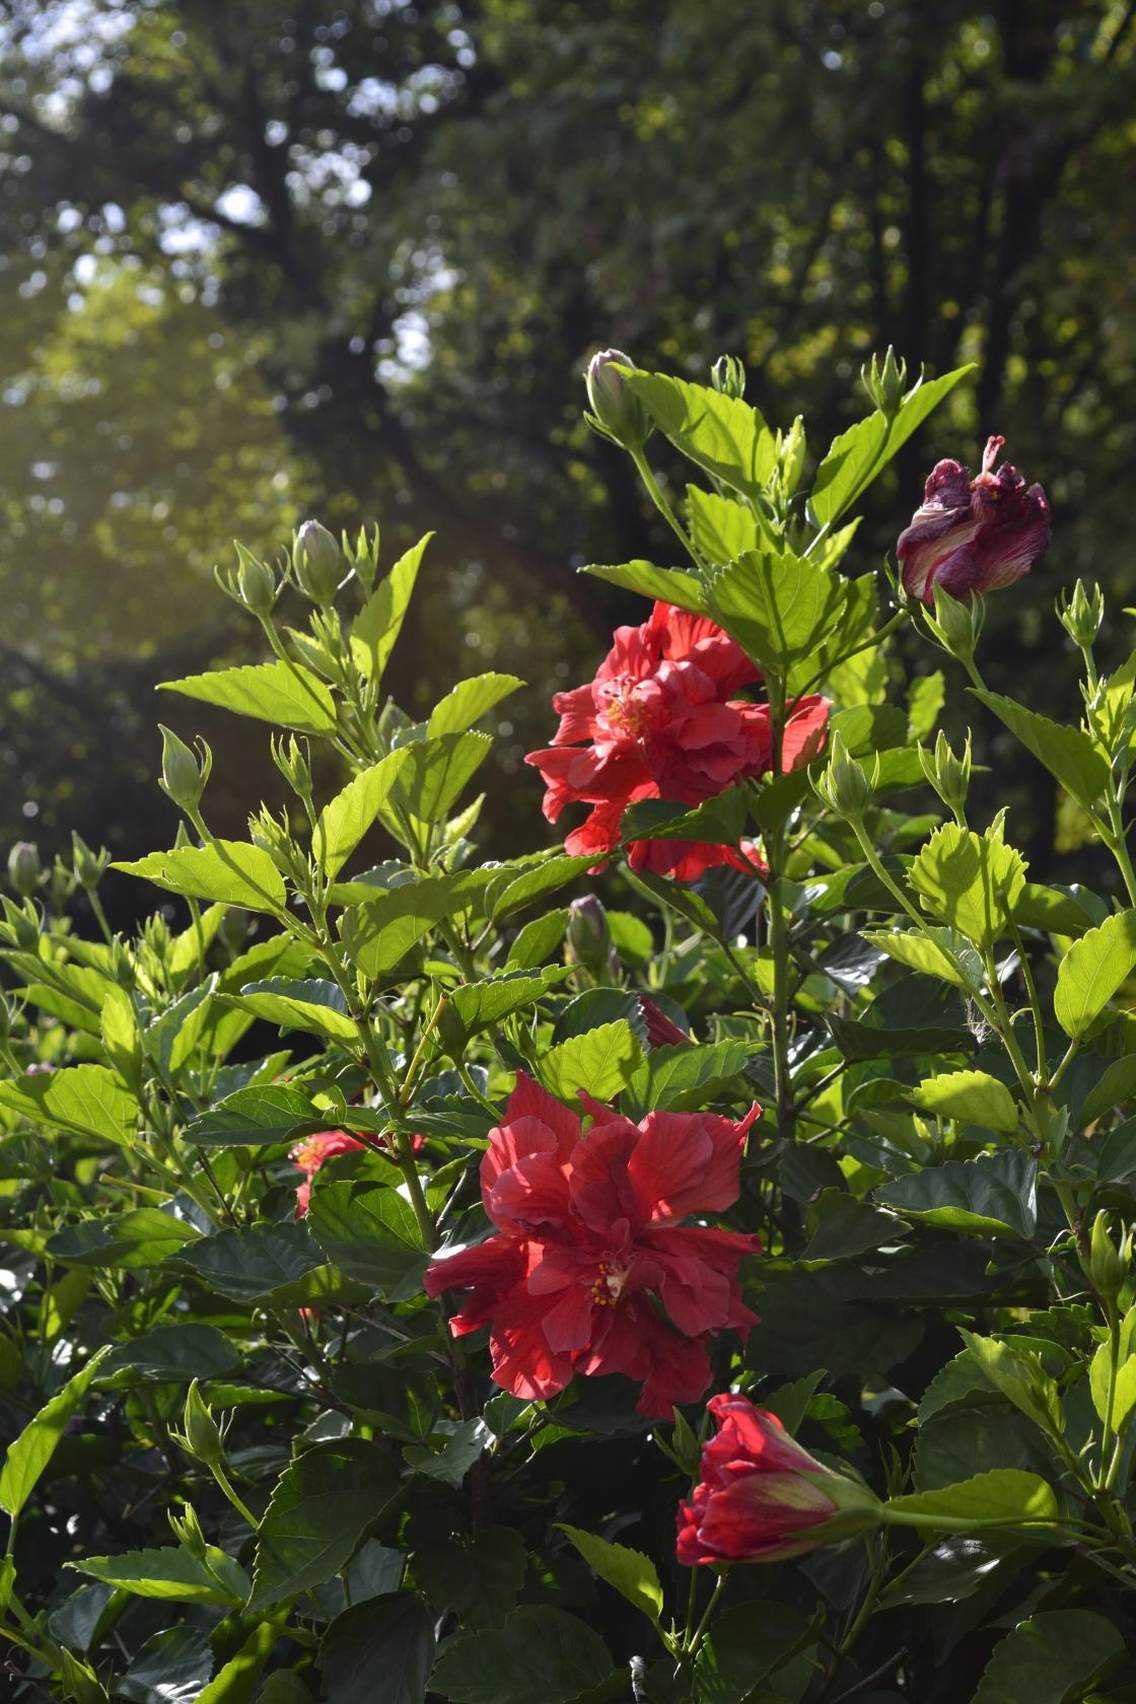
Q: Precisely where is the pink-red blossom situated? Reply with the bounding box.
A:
[424,1074,761,1416]
[525,601,828,880]
[290,1128,423,1216]
[898,435,1050,606]
[676,1394,879,1565]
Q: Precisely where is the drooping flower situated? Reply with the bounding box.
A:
[897,435,1050,606]
[525,601,828,879]
[424,1074,761,1416]
[676,1394,880,1566]
[637,995,692,1050]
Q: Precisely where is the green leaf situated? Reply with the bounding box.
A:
[350,533,432,684]
[1054,910,1136,1039]
[811,367,974,525]
[623,1039,751,1115]
[1082,1055,1136,1125]
[581,559,708,614]
[908,823,1027,950]
[173,1222,328,1304]
[160,659,337,735]
[104,1323,241,1383]
[875,1151,1037,1239]
[405,1418,490,1486]
[911,1068,1019,1134]
[538,1020,644,1104]
[972,1609,1125,1704]
[489,855,594,919]
[621,370,778,498]
[314,749,410,878]
[804,1190,909,1262]
[960,1332,1064,1437]
[1089,1337,1136,1432]
[620,787,750,845]
[413,1527,525,1630]
[0,1345,111,1517]
[71,1544,249,1606]
[194,1621,279,1704]
[705,549,849,673]
[384,732,493,830]
[438,966,573,1054]
[341,874,486,985]
[885,1468,1058,1530]
[505,909,569,970]
[119,1627,213,1704]
[430,1606,614,1704]
[556,1525,662,1625]
[428,673,523,737]
[861,926,983,991]
[251,1439,401,1608]
[226,978,358,1043]
[691,1600,815,1704]
[320,1593,436,1704]
[0,1063,138,1147]
[686,486,760,562]
[908,671,946,741]
[1013,882,1096,937]
[972,689,1110,811]
[183,1085,324,1147]
[48,1209,200,1270]
[114,839,286,913]
[306,1181,427,1299]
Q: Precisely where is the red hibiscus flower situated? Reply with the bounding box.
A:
[424,1074,761,1417]
[525,601,828,880]
[290,1128,424,1216]
[898,435,1050,606]
[676,1394,880,1566]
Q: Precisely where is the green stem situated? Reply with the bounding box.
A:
[630,447,703,568]
[86,886,115,947]
[1099,1307,1123,1491]
[686,1570,727,1658]
[212,1465,260,1530]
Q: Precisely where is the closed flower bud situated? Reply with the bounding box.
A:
[924,582,984,667]
[234,542,278,617]
[898,436,1050,606]
[1084,1210,1132,1305]
[71,831,109,892]
[812,731,874,822]
[919,729,972,817]
[270,733,313,803]
[677,1395,881,1566]
[861,346,909,418]
[711,354,747,400]
[158,726,212,813]
[180,1379,226,1469]
[168,1499,208,1560]
[584,349,653,451]
[566,894,612,977]
[1058,579,1104,650]
[779,414,807,496]
[7,842,40,899]
[293,519,343,605]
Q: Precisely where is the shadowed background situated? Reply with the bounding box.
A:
[0,0,1133,915]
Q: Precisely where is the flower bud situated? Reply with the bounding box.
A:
[158,726,212,814]
[778,415,807,497]
[71,831,109,892]
[919,729,972,817]
[7,842,39,899]
[168,1499,209,1560]
[861,346,909,418]
[811,732,874,822]
[711,354,747,400]
[1058,579,1104,650]
[584,349,653,451]
[236,542,278,617]
[0,895,42,950]
[179,1379,226,1469]
[293,519,343,605]
[899,437,1049,607]
[1083,1210,1132,1305]
[924,583,984,668]
[270,734,313,804]
[566,895,612,978]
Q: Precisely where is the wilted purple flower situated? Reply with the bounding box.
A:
[898,435,1050,606]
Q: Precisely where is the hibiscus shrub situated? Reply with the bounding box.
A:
[3,347,1136,1704]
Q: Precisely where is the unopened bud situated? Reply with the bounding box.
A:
[1084,1210,1132,1305]
[168,1499,208,1560]
[0,896,42,950]
[293,519,343,605]
[235,542,278,617]
[158,726,212,814]
[861,346,909,419]
[7,842,39,899]
[711,354,747,400]
[779,415,807,496]
[1058,579,1104,651]
[566,895,611,978]
[180,1379,226,1469]
[919,730,972,817]
[812,732,874,822]
[584,349,653,451]
[924,583,984,668]
[270,734,313,803]
[71,831,108,891]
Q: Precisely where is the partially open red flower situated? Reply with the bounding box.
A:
[290,1128,423,1216]
[525,601,828,880]
[898,435,1050,606]
[424,1074,761,1416]
[676,1394,880,1565]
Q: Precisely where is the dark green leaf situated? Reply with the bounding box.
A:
[430,1606,613,1704]
[875,1151,1037,1240]
[320,1592,436,1704]
[251,1439,401,1608]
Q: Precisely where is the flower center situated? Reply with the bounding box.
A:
[591,1259,632,1306]
[602,679,653,740]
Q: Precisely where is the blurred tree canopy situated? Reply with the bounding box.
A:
[0,0,1133,891]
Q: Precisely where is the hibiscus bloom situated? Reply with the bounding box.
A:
[424,1074,761,1416]
[898,435,1050,606]
[525,601,828,880]
[676,1394,880,1566]
[290,1128,423,1216]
